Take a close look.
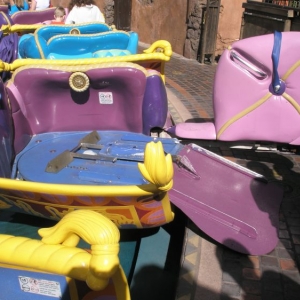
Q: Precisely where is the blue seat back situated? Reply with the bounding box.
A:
[19,29,138,59]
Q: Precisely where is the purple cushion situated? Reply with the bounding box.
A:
[7,63,147,153]
[214,31,300,144]
[11,8,56,24]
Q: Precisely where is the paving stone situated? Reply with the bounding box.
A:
[260,256,279,268]
[261,290,284,300]
[221,282,241,298]
[277,248,295,260]
[278,230,290,239]
[241,280,261,295]
[278,239,292,249]
[240,256,260,269]
[242,268,262,281]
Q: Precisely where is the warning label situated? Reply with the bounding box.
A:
[18,276,62,298]
[99,92,113,104]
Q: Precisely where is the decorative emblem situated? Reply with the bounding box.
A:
[69,28,80,35]
[69,72,89,92]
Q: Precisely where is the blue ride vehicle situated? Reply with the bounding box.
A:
[18,23,138,59]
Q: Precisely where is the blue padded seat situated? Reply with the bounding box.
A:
[18,24,138,59]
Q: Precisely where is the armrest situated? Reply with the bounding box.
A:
[0,210,130,298]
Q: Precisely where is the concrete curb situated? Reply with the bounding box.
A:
[166,87,192,123]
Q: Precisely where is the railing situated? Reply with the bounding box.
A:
[263,0,300,8]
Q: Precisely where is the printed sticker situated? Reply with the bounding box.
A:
[18,276,62,298]
[99,92,113,104]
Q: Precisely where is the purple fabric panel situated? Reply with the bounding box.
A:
[214,31,300,144]
[11,8,55,24]
[142,73,168,135]
[7,66,146,153]
[0,79,14,177]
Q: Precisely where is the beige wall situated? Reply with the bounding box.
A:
[215,0,244,55]
[131,0,187,55]
[216,0,263,56]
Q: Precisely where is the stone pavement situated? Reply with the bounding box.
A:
[164,53,300,300]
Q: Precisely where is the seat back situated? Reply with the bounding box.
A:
[11,7,56,24]
[37,21,111,41]
[0,5,8,14]
[6,62,167,153]
[0,11,13,27]
[214,31,300,144]
[19,29,137,59]
[0,77,14,178]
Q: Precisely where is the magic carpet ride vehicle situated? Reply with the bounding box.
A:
[0,45,283,298]
[167,31,300,149]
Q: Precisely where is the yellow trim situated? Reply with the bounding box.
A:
[0,210,130,298]
[282,60,300,81]
[0,178,159,196]
[112,266,131,300]
[0,141,173,196]
[0,40,172,72]
[217,92,273,139]
[160,193,175,223]
[1,24,42,34]
[34,31,45,59]
[0,11,12,27]
[1,21,112,35]
[282,92,300,114]
[66,278,79,300]
[217,59,300,139]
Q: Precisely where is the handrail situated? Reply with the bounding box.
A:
[0,39,172,70]
[0,210,130,299]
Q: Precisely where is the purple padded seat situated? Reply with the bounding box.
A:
[6,63,168,154]
[173,32,300,145]
[143,69,168,134]
[213,31,300,144]
[11,7,56,24]
[0,77,14,178]
[0,5,8,15]
[0,11,12,27]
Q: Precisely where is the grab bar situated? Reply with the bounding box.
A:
[230,51,267,79]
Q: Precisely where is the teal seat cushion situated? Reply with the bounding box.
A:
[93,49,132,58]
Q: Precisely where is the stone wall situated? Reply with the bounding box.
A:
[215,0,244,56]
[184,0,207,59]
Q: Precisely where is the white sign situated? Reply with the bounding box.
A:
[99,92,113,104]
[18,276,62,298]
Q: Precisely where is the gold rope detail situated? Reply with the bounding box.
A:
[217,92,273,139]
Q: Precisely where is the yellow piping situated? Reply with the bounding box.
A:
[218,60,300,139]
[0,40,172,72]
[217,92,273,139]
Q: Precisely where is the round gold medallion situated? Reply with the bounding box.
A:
[69,28,80,35]
[69,72,89,92]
